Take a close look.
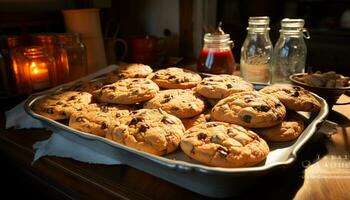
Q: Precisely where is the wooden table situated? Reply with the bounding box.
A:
[0,95,349,200]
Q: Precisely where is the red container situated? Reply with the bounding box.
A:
[197,33,236,74]
[128,35,162,65]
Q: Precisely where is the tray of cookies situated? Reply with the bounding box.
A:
[24,63,329,197]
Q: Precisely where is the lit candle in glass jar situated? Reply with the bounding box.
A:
[29,61,50,90]
[12,46,55,93]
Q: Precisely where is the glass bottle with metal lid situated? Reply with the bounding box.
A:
[240,16,273,83]
[270,18,310,83]
[56,33,88,82]
[197,23,236,74]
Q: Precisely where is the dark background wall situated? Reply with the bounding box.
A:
[0,0,349,75]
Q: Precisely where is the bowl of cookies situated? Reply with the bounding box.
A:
[290,71,350,108]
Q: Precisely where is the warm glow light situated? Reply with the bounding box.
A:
[14,46,54,93]
[28,61,50,91]
[30,62,39,75]
[33,67,39,75]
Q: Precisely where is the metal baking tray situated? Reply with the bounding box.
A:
[24,76,329,198]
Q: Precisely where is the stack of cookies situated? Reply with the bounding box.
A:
[33,63,321,168]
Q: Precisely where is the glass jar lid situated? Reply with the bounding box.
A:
[280,18,309,38]
[203,22,233,47]
[204,33,231,43]
[281,18,305,30]
[247,16,270,32]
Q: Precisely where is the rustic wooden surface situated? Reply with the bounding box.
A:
[0,95,349,200]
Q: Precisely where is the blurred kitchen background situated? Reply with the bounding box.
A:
[0,0,349,98]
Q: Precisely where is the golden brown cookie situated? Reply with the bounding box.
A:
[93,78,159,104]
[254,112,305,142]
[143,89,206,119]
[69,103,132,137]
[148,67,202,89]
[32,91,92,120]
[259,84,321,112]
[211,91,286,128]
[70,79,106,94]
[106,109,185,155]
[180,121,269,167]
[181,110,212,129]
[196,75,254,99]
[106,63,153,83]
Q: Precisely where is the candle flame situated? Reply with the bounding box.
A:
[33,67,39,75]
[30,62,38,75]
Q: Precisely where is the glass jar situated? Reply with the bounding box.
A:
[15,46,55,93]
[32,34,69,85]
[270,18,309,83]
[56,33,88,82]
[197,25,236,74]
[240,16,273,83]
[31,34,56,56]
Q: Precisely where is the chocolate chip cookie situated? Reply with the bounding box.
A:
[180,121,269,167]
[106,108,185,155]
[106,63,153,83]
[70,79,106,94]
[143,89,206,119]
[148,67,202,89]
[69,103,132,137]
[181,110,212,129]
[196,75,254,99]
[211,91,286,128]
[260,84,321,112]
[93,78,159,104]
[254,112,305,142]
[33,91,93,120]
